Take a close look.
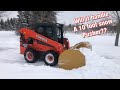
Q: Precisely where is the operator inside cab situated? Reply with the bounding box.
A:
[37,26,54,40]
[37,27,45,36]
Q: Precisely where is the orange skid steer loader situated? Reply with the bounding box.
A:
[19,23,92,70]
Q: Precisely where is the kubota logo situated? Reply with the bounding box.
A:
[36,35,47,42]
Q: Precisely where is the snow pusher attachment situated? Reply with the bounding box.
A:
[58,42,92,70]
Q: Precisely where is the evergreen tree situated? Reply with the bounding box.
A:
[0,19,4,29]
[17,11,58,29]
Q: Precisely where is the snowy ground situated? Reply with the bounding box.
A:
[0,31,120,79]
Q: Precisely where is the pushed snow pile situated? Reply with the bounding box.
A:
[0,31,120,79]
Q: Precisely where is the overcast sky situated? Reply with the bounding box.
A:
[3,11,111,25]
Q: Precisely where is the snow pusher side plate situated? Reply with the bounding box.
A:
[58,49,85,70]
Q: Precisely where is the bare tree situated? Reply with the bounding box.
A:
[111,11,120,46]
[112,11,120,46]
[115,11,120,46]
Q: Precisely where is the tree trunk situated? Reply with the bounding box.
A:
[115,11,120,46]
[115,26,120,46]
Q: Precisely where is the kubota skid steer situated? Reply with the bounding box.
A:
[19,23,92,70]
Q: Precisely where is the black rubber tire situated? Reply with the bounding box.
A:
[24,48,38,63]
[43,51,58,66]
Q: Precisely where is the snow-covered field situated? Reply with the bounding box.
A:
[0,31,120,79]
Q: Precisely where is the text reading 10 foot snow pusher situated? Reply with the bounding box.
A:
[73,12,113,38]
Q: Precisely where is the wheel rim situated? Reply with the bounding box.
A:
[26,52,34,61]
[45,53,54,64]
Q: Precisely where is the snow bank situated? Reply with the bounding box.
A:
[0,31,120,79]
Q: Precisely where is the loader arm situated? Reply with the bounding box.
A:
[19,28,64,54]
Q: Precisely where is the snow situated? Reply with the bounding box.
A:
[0,31,120,79]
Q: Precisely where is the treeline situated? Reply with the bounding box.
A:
[0,18,19,31]
[0,11,118,35]
[0,11,58,33]
[0,17,117,35]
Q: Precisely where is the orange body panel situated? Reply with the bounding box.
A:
[20,46,26,54]
[19,28,68,55]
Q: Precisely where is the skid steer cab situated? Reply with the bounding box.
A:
[19,23,70,66]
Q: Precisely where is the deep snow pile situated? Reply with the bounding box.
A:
[0,31,120,79]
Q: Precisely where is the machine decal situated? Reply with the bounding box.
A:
[36,35,48,42]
